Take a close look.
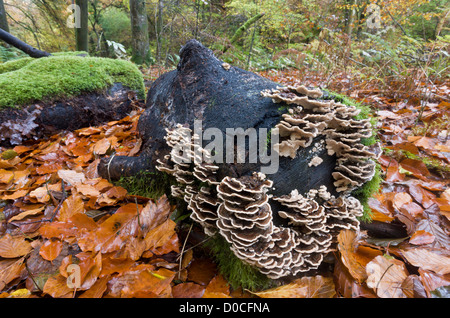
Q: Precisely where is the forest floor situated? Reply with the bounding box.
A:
[0,65,449,298]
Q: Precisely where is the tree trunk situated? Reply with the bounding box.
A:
[0,28,51,57]
[75,0,89,52]
[0,0,9,33]
[435,8,450,38]
[130,0,151,64]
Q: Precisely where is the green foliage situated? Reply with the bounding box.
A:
[0,53,145,109]
[99,7,132,49]
[205,234,273,291]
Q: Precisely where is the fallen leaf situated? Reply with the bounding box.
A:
[202,274,231,298]
[0,169,14,184]
[338,230,382,283]
[409,230,435,245]
[366,255,409,298]
[39,239,63,262]
[393,192,413,210]
[0,234,32,258]
[172,282,205,298]
[0,257,25,291]
[253,275,336,298]
[57,169,86,185]
[401,248,450,275]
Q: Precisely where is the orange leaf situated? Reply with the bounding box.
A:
[172,282,205,298]
[337,230,382,283]
[0,258,25,291]
[366,255,409,298]
[39,239,63,262]
[202,275,231,298]
[43,274,74,298]
[401,248,450,275]
[0,169,14,184]
[0,234,31,258]
[57,193,85,222]
[92,138,111,155]
[409,230,435,245]
[253,275,335,298]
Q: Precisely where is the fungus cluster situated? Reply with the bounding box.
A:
[262,85,377,194]
[155,84,377,280]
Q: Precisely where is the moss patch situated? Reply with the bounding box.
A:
[0,53,145,109]
[205,234,273,291]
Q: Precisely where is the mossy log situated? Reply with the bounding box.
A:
[0,53,145,146]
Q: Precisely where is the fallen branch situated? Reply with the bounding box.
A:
[0,27,51,58]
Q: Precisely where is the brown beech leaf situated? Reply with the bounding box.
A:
[418,268,450,298]
[172,282,206,298]
[333,257,376,298]
[43,274,74,298]
[399,158,430,180]
[0,234,31,258]
[57,169,86,185]
[366,255,409,298]
[0,257,25,291]
[393,192,412,211]
[401,248,450,275]
[79,275,110,298]
[107,265,175,298]
[202,274,231,298]
[338,230,382,283]
[57,193,85,222]
[253,275,336,298]
[409,230,435,245]
[39,239,63,262]
[77,203,138,253]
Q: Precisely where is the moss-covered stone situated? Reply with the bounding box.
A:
[0,52,145,109]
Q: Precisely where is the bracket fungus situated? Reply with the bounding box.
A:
[101,40,379,282]
[156,83,377,279]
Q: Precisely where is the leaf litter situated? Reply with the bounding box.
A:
[0,67,449,298]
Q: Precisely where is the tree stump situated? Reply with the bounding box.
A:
[99,39,380,281]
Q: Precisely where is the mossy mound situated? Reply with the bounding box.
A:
[0,52,145,109]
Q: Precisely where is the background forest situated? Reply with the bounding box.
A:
[1,0,449,75]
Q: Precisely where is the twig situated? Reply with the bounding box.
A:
[178,223,193,279]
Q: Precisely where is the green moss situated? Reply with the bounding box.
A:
[205,234,273,291]
[0,52,145,109]
[114,170,173,201]
[351,162,382,222]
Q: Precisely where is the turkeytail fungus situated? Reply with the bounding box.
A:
[98,39,380,283]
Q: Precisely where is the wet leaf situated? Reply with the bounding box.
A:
[39,239,63,262]
[366,255,409,298]
[401,248,450,275]
[253,276,336,298]
[0,234,31,258]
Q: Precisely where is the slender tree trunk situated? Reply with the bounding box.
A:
[435,8,450,38]
[156,0,163,64]
[75,0,89,52]
[0,0,9,33]
[130,0,151,65]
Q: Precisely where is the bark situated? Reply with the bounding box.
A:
[0,28,51,58]
[75,0,89,52]
[0,0,9,33]
[130,0,151,64]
